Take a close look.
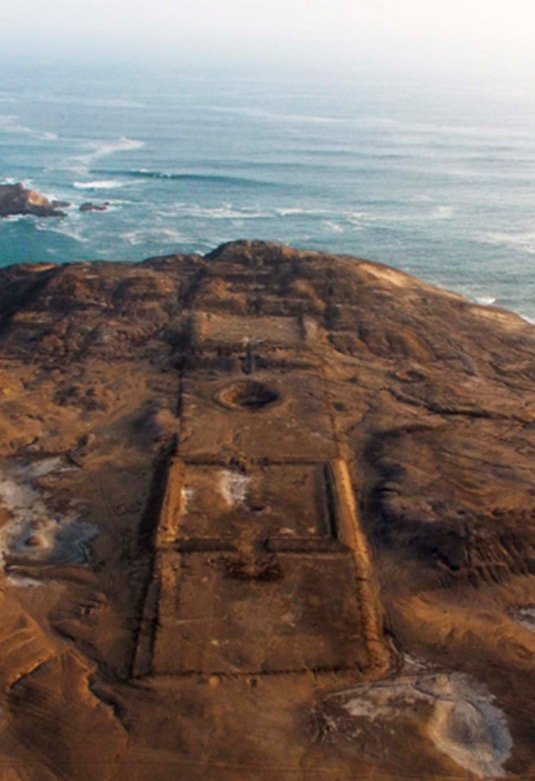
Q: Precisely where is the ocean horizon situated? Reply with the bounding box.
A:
[1,63,534,321]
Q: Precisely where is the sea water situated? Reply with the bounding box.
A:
[1,63,534,320]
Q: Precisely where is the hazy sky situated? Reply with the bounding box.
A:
[1,0,534,78]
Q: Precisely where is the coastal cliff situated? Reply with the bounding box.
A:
[0,240,534,779]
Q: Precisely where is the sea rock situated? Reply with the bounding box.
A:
[0,240,534,779]
[51,199,72,209]
[79,201,110,212]
[0,182,65,217]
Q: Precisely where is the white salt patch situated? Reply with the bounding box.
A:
[421,675,512,780]
[7,574,42,588]
[0,458,99,577]
[26,457,64,478]
[510,605,535,632]
[402,652,428,670]
[344,681,423,721]
[180,486,194,515]
[0,468,53,559]
[219,470,250,507]
[330,673,511,779]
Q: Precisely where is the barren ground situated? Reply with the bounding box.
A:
[0,241,534,779]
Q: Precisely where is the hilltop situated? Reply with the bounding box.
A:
[0,240,534,779]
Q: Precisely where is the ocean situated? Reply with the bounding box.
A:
[1,63,534,320]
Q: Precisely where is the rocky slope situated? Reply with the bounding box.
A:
[0,240,534,779]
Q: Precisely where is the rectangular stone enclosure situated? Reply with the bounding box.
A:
[143,459,369,677]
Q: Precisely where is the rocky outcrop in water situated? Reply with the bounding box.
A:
[0,240,534,779]
[79,201,110,212]
[0,182,65,217]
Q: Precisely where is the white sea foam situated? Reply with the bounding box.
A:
[436,165,534,182]
[344,206,455,227]
[475,296,497,306]
[121,230,146,247]
[431,205,455,219]
[358,114,534,141]
[324,220,344,233]
[35,95,147,110]
[160,202,268,220]
[481,230,535,255]
[344,210,383,226]
[204,106,343,124]
[76,98,147,110]
[73,180,126,190]
[160,227,188,242]
[121,227,186,246]
[72,136,145,174]
[275,206,329,217]
[409,193,433,202]
[35,219,89,244]
[91,137,144,158]
[345,210,374,221]
[0,114,57,141]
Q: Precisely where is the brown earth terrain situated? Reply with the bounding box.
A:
[0,239,534,779]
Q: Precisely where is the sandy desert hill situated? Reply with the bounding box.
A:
[0,240,534,779]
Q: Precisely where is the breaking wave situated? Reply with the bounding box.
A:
[99,169,276,188]
[73,180,126,190]
[275,207,329,217]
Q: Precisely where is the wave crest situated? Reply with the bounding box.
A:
[73,180,125,190]
[97,169,274,188]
